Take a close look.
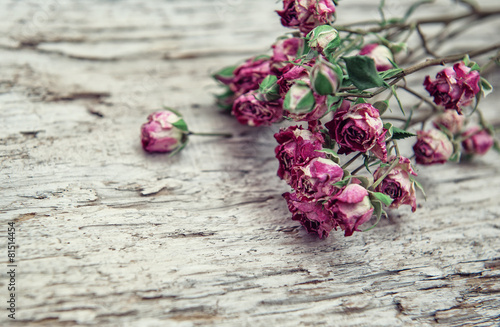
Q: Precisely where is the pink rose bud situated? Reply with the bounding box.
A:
[413,129,454,165]
[432,110,466,135]
[325,101,388,162]
[284,82,329,121]
[277,0,336,35]
[328,184,374,237]
[373,157,418,212]
[141,110,186,153]
[295,157,344,199]
[424,62,480,113]
[310,59,342,95]
[274,126,326,185]
[359,44,394,72]
[232,91,283,127]
[284,191,337,239]
[306,25,340,53]
[272,36,304,63]
[461,127,494,155]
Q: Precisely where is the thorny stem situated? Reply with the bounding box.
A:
[341,152,363,169]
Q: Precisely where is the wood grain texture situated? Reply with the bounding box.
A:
[1,0,500,326]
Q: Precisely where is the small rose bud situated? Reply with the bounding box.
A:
[424,62,480,113]
[328,184,374,237]
[310,59,342,95]
[432,110,466,135]
[359,44,394,72]
[461,127,494,155]
[141,110,187,153]
[232,91,283,127]
[283,82,316,114]
[325,101,388,162]
[306,25,340,53]
[413,129,454,165]
[373,156,418,212]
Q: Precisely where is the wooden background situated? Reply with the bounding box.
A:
[1,0,500,326]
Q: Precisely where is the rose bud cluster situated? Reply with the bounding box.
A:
[424,62,481,114]
[359,43,394,72]
[461,127,494,156]
[413,129,454,165]
[373,157,418,212]
[325,101,388,162]
[277,0,336,35]
[141,110,187,153]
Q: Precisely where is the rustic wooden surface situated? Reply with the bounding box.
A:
[1,0,500,326]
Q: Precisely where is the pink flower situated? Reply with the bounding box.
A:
[277,0,336,35]
[327,184,374,237]
[413,129,454,165]
[295,157,344,200]
[141,110,186,153]
[424,62,480,113]
[276,61,312,96]
[217,57,272,98]
[373,157,418,212]
[283,192,337,239]
[461,127,494,155]
[432,110,466,134]
[274,126,325,185]
[232,91,283,127]
[283,82,329,122]
[271,36,304,64]
[359,44,393,72]
[325,101,388,162]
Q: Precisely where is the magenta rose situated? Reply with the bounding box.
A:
[432,110,465,135]
[276,60,313,96]
[424,62,480,113]
[327,184,374,237]
[141,110,186,153]
[232,91,283,127]
[283,191,337,239]
[373,157,418,212]
[359,44,394,72]
[274,126,326,185]
[294,157,344,200]
[216,57,272,98]
[461,127,494,155]
[413,129,454,165]
[283,83,329,122]
[277,0,336,35]
[325,101,388,162]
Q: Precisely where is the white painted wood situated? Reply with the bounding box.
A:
[1,1,499,326]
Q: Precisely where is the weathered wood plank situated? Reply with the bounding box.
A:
[1,0,500,326]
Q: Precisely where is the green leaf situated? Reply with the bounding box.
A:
[212,65,236,80]
[342,56,386,90]
[363,155,372,174]
[371,192,394,206]
[411,177,427,200]
[480,77,493,98]
[391,127,416,140]
[373,100,389,115]
[333,177,352,188]
[493,140,500,154]
[315,148,341,164]
[258,75,280,101]
[391,85,405,115]
[355,97,367,105]
[362,200,384,232]
[168,139,189,157]
[171,118,189,132]
[383,122,394,140]
[355,175,371,189]
[378,68,402,79]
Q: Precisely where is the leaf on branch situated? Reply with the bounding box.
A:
[391,127,416,140]
[379,67,402,79]
[391,85,405,115]
[172,118,189,132]
[342,56,386,90]
[480,77,493,98]
[371,192,394,206]
[373,100,389,115]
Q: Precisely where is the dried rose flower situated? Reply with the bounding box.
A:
[373,157,418,212]
[432,110,466,135]
[307,25,339,53]
[413,129,454,165]
[277,0,336,35]
[359,43,394,72]
[327,184,374,237]
[461,127,494,155]
[283,191,337,239]
[141,110,186,153]
[274,126,326,185]
[231,91,283,127]
[283,82,329,122]
[294,157,344,200]
[276,61,312,96]
[271,36,304,64]
[424,62,480,113]
[325,101,388,162]
[216,56,272,99]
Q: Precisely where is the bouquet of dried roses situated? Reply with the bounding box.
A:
[142,0,500,238]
